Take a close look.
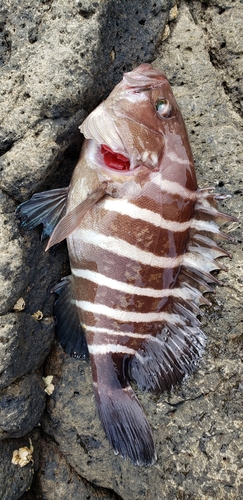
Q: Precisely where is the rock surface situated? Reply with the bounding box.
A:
[22,432,120,500]
[0,437,34,500]
[0,373,45,439]
[0,0,242,499]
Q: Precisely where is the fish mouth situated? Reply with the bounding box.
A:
[100,144,131,171]
[88,140,156,176]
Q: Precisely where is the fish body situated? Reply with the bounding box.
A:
[16,64,234,466]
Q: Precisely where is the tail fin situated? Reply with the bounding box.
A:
[91,354,156,466]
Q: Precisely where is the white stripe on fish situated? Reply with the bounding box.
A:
[75,300,184,324]
[71,267,194,299]
[72,229,183,267]
[84,325,193,352]
[102,197,192,231]
[150,173,197,200]
[88,343,144,362]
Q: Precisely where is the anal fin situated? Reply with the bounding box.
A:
[16,188,68,240]
[53,276,89,359]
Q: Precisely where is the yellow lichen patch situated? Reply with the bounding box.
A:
[43,375,55,395]
[13,297,25,311]
[169,5,178,21]
[162,24,170,41]
[31,310,43,321]
[12,439,34,467]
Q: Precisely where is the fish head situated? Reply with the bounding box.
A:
[79,64,196,191]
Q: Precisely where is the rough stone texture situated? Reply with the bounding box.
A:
[190,0,243,117]
[0,437,34,500]
[0,313,54,389]
[0,0,173,201]
[0,0,175,499]
[21,432,121,500]
[0,373,45,439]
[0,0,242,499]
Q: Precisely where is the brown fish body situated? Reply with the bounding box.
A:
[17,64,234,466]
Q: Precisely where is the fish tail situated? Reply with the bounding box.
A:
[91,354,156,466]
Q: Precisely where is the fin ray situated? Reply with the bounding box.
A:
[129,322,206,393]
[46,181,108,250]
[16,188,68,239]
[92,355,156,465]
[53,276,89,359]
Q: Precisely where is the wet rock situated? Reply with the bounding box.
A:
[0,438,34,500]
[0,373,45,439]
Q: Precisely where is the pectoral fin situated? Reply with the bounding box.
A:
[16,188,68,239]
[46,181,108,250]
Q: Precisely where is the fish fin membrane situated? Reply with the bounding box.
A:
[16,188,68,240]
[46,181,107,250]
[53,276,89,359]
[94,384,156,466]
[130,188,235,394]
[129,321,206,393]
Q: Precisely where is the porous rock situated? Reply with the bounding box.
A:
[0,313,54,390]
[0,0,242,499]
[43,2,242,500]
[0,191,28,316]
[190,0,243,117]
[0,373,45,439]
[0,437,34,500]
[23,433,120,500]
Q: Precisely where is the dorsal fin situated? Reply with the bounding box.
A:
[46,181,108,250]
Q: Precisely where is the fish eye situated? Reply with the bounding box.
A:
[155,98,172,118]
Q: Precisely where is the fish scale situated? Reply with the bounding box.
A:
[16,63,236,466]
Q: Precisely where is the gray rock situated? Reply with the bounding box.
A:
[23,433,120,500]
[0,313,54,389]
[0,437,33,500]
[43,3,242,500]
[0,0,242,499]
[0,373,45,439]
[0,191,28,316]
[190,0,243,117]
[0,0,172,201]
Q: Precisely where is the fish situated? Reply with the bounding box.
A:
[16,63,236,466]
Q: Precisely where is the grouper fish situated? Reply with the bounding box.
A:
[17,64,235,466]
